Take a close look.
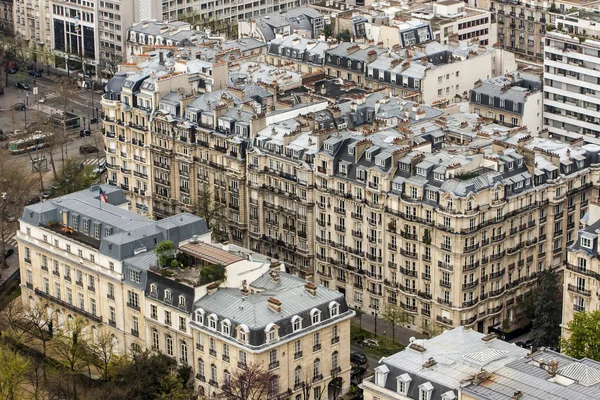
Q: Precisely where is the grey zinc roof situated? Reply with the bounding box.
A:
[463,350,600,399]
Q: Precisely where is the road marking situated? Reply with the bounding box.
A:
[2,232,17,248]
[83,157,105,166]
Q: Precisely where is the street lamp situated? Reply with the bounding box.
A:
[374,310,378,337]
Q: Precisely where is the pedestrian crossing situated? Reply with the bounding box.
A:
[3,231,18,248]
[82,157,105,167]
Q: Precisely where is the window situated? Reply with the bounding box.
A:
[581,236,592,248]
[269,349,278,366]
[152,329,159,350]
[165,310,171,325]
[313,358,321,379]
[127,291,139,309]
[198,358,205,378]
[178,295,186,309]
[310,309,321,324]
[313,332,320,350]
[238,326,249,342]
[166,335,173,356]
[295,366,302,387]
[180,341,188,363]
[179,316,186,331]
[165,290,172,302]
[329,301,339,317]
[129,269,140,283]
[107,282,114,299]
[292,316,302,332]
[208,315,217,330]
[239,350,247,366]
[332,351,339,370]
[151,305,157,319]
[221,320,231,335]
[211,364,217,383]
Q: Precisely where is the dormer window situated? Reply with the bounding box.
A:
[329,301,340,317]
[221,319,231,336]
[310,308,321,324]
[178,295,186,309]
[238,325,249,342]
[150,284,157,297]
[348,147,354,155]
[292,316,302,332]
[374,365,389,387]
[366,152,372,161]
[195,309,205,324]
[208,314,218,330]
[400,162,410,171]
[340,164,347,175]
[417,167,426,176]
[441,391,457,400]
[324,143,333,152]
[165,290,172,303]
[507,161,514,170]
[376,158,386,168]
[396,373,412,395]
[581,236,592,249]
[265,323,278,342]
[419,382,434,400]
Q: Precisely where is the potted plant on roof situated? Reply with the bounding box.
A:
[60,225,73,235]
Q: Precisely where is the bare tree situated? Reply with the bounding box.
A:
[100,52,123,78]
[21,298,55,356]
[89,329,117,381]
[50,77,77,165]
[195,182,227,242]
[301,367,325,400]
[0,155,36,268]
[221,362,277,400]
[0,300,29,342]
[379,303,411,342]
[50,316,91,373]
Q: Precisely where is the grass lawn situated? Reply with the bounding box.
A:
[351,322,405,359]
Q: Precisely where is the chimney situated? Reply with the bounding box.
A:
[367,49,377,63]
[159,51,164,65]
[222,241,230,252]
[241,281,249,296]
[547,359,559,377]
[268,297,282,313]
[207,282,218,295]
[269,268,280,283]
[305,281,317,296]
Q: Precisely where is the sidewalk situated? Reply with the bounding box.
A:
[0,250,20,292]
[352,313,424,346]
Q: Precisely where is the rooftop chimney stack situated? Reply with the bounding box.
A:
[305,282,317,296]
[268,297,282,313]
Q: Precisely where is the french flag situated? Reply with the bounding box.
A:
[99,187,108,203]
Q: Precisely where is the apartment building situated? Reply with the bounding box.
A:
[562,199,600,338]
[462,348,600,399]
[190,269,354,399]
[312,108,593,334]
[325,41,517,104]
[266,34,331,74]
[238,7,325,42]
[13,0,52,55]
[361,327,528,400]
[0,0,13,33]
[144,240,276,368]
[543,10,600,145]
[470,70,544,134]
[17,184,210,354]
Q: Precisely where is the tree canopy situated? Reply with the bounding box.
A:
[52,158,97,196]
[561,310,600,361]
[529,269,562,350]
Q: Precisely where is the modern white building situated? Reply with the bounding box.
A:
[544,10,600,144]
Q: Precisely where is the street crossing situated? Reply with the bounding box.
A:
[2,231,18,249]
[82,157,105,167]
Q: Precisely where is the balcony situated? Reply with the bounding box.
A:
[209,380,219,388]
[436,315,453,326]
[568,284,591,297]
[462,298,479,308]
[573,304,585,312]
[196,374,206,382]
[462,279,479,290]
[131,329,139,337]
[269,361,280,370]
[313,344,322,352]
[463,261,480,272]
[438,261,453,272]
[127,302,140,311]
[440,279,451,289]
[331,336,340,344]
[209,349,217,357]
[34,288,101,323]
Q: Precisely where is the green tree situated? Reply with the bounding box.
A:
[154,240,175,267]
[52,157,96,196]
[529,269,562,350]
[380,303,410,342]
[336,30,352,43]
[0,344,29,400]
[561,310,600,361]
[322,23,334,39]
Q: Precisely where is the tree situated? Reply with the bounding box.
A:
[222,362,277,400]
[322,23,334,39]
[50,77,77,165]
[52,158,96,196]
[89,329,118,382]
[100,52,123,78]
[21,298,54,356]
[0,300,29,342]
[422,323,443,339]
[336,30,352,43]
[195,182,227,242]
[0,344,29,400]
[300,366,325,400]
[379,304,410,342]
[561,310,600,361]
[529,269,562,350]
[0,148,34,268]
[154,240,175,267]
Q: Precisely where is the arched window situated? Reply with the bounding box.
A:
[294,366,302,388]
[166,335,173,356]
[329,301,340,317]
[180,341,188,363]
[223,369,231,389]
[210,364,217,383]
[310,308,321,324]
[265,323,277,342]
[291,316,302,332]
[332,351,339,371]
[313,358,320,380]
[198,358,205,378]
[221,319,231,336]
[238,324,249,342]
[208,314,218,330]
[152,328,159,350]
[269,375,279,398]
[195,309,205,324]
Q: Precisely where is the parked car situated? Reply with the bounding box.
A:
[80,129,91,137]
[350,352,368,365]
[93,160,107,176]
[362,339,381,348]
[0,130,7,141]
[16,82,30,90]
[12,103,26,110]
[79,145,99,154]
[26,196,41,205]
[28,70,42,77]
[4,248,14,258]
[90,117,98,124]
